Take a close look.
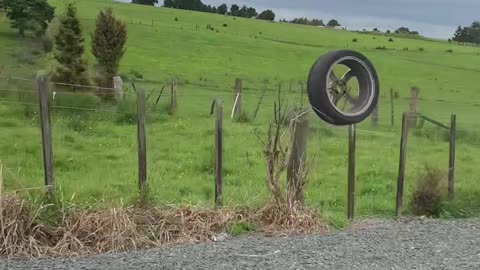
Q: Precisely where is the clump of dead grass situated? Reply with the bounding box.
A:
[49,207,151,256]
[253,202,328,236]
[0,194,51,257]
[135,206,245,244]
[410,165,447,217]
[0,161,327,259]
[0,194,328,258]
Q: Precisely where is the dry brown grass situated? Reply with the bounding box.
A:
[253,202,329,236]
[0,194,51,257]
[0,193,329,258]
[410,165,447,217]
[49,207,151,256]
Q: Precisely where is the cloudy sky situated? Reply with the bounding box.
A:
[119,0,480,39]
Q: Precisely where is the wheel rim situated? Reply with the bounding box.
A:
[325,56,376,117]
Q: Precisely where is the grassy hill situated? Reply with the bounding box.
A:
[1,0,480,226]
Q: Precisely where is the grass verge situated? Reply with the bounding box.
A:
[0,192,328,258]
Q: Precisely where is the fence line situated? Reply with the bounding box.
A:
[0,89,37,93]
[0,100,38,106]
[52,129,134,139]
[0,75,33,82]
[2,75,480,106]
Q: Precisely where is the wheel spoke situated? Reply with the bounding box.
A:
[341,96,349,111]
[329,71,338,83]
[344,92,357,104]
[340,70,355,83]
[332,94,341,105]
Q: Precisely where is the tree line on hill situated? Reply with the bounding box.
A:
[0,0,128,94]
[131,0,275,21]
[394,27,419,35]
[452,22,480,44]
[279,18,341,27]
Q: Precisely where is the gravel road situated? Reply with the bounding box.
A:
[3,218,480,270]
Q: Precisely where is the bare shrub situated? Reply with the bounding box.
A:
[410,165,446,217]
[255,86,312,211]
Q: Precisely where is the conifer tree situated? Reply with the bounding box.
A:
[52,3,89,86]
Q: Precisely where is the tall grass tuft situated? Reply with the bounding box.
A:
[410,165,446,217]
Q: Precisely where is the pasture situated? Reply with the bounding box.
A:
[1,0,480,226]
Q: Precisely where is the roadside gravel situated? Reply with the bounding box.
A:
[3,218,480,270]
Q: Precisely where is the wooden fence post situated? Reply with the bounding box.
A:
[137,88,147,193]
[396,112,409,216]
[169,80,177,115]
[214,99,223,207]
[408,87,419,127]
[448,114,456,200]
[287,109,309,205]
[253,87,266,120]
[233,78,242,119]
[348,124,356,220]
[113,76,123,102]
[37,74,54,197]
[390,88,395,128]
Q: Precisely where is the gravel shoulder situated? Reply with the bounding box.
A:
[3,218,480,270]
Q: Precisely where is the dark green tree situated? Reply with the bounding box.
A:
[91,8,127,89]
[469,22,480,44]
[460,27,472,43]
[4,0,54,37]
[246,7,257,18]
[163,0,174,7]
[311,19,324,26]
[395,27,410,34]
[132,0,158,5]
[453,25,474,43]
[238,5,248,17]
[257,9,275,21]
[453,26,462,42]
[327,19,340,27]
[217,3,228,15]
[229,4,239,16]
[52,3,89,85]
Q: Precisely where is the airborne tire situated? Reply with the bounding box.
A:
[307,50,380,126]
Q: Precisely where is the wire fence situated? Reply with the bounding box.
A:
[1,76,480,213]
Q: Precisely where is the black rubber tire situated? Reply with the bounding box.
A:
[307,50,380,126]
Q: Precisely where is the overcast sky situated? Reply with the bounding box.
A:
[118,0,480,39]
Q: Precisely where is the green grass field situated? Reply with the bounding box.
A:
[1,0,480,227]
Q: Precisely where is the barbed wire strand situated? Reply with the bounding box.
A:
[2,74,480,106]
[52,128,134,139]
[0,75,33,82]
[50,81,116,91]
